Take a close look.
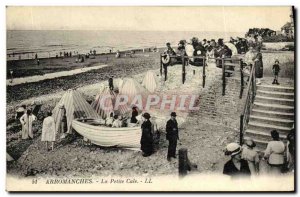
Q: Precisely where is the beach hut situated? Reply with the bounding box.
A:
[113,78,124,91]
[52,89,100,133]
[120,78,149,102]
[91,86,116,119]
[142,71,158,93]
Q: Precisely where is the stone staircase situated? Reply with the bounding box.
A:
[244,84,295,151]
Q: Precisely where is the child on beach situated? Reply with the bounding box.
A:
[272,59,280,85]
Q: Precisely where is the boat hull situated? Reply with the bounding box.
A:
[72,119,142,148]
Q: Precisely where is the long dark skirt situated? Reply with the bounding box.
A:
[141,140,153,155]
[255,60,263,78]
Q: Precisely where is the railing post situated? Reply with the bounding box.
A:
[239,59,244,99]
[182,55,185,84]
[203,58,206,88]
[240,115,244,145]
[251,69,255,103]
[179,148,188,177]
[160,54,163,76]
[222,58,226,96]
[253,68,256,100]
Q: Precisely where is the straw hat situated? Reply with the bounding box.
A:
[225,143,241,156]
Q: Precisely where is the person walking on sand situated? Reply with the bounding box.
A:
[166,112,179,161]
[108,76,114,91]
[264,130,285,175]
[272,59,281,85]
[41,112,56,151]
[140,113,153,157]
[20,109,36,140]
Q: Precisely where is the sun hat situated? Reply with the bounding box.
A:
[225,143,241,156]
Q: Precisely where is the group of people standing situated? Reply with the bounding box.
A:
[17,105,59,151]
[223,129,295,178]
[140,111,178,161]
[163,37,234,67]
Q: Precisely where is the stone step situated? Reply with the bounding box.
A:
[257,84,294,93]
[257,90,294,99]
[251,109,294,120]
[245,129,287,142]
[247,121,292,134]
[253,102,294,113]
[255,95,294,106]
[249,115,294,127]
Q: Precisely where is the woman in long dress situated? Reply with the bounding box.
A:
[140,113,153,157]
[264,130,285,175]
[254,46,263,85]
[42,112,56,151]
[20,109,36,140]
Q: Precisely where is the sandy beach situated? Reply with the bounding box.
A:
[6,46,294,178]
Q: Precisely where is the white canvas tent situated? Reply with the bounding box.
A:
[142,71,158,93]
[91,86,116,119]
[119,78,149,103]
[52,89,100,133]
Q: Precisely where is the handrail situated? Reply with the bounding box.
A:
[239,63,256,145]
[159,53,241,93]
[161,54,241,62]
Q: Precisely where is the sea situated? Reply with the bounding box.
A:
[7,30,244,60]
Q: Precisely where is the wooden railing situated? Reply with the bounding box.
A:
[159,54,241,92]
[239,63,256,145]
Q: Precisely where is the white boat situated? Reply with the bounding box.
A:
[72,119,142,149]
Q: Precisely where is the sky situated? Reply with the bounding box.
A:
[6,6,292,32]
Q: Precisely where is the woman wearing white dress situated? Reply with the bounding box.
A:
[264,130,285,175]
[20,109,36,140]
[42,112,56,151]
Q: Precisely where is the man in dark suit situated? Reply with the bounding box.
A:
[166,112,179,161]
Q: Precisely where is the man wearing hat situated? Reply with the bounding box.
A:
[176,40,187,63]
[166,112,179,161]
[140,113,153,157]
[223,142,251,178]
[165,42,176,56]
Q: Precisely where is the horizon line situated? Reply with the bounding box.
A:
[6,29,246,33]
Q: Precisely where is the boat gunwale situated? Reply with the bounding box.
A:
[72,119,141,131]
